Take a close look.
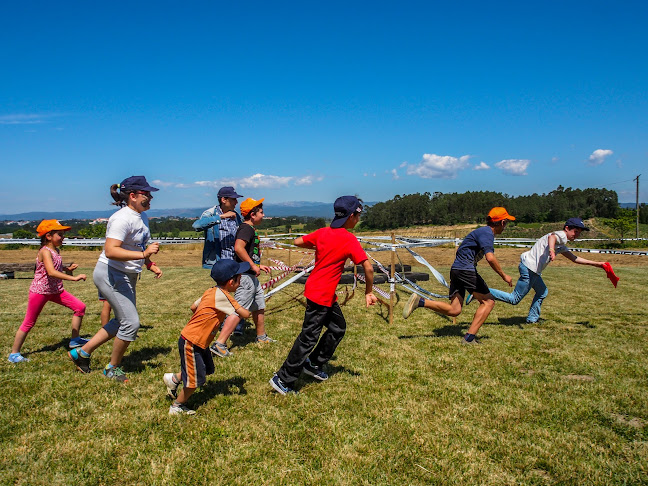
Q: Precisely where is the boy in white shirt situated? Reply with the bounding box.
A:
[480,217,606,323]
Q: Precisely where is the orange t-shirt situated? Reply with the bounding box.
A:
[181,287,241,349]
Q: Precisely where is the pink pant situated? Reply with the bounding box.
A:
[20,290,86,333]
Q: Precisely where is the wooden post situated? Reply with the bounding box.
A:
[389,232,395,325]
[288,227,292,267]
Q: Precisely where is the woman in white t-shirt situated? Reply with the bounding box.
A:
[485,217,605,323]
[68,176,162,382]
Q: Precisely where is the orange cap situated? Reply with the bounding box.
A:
[36,219,72,236]
[240,197,265,216]
[487,207,515,222]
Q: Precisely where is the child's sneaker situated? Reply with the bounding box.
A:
[303,358,328,381]
[69,337,89,349]
[169,403,196,415]
[256,334,276,344]
[68,348,91,373]
[269,374,297,395]
[403,292,420,319]
[163,373,180,399]
[8,353,29,363]
[209,342,232,358]
[103,365,128,382]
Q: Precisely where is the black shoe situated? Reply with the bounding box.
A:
[68,348,91,373]
[303,358,329,381]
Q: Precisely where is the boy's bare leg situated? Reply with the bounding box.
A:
[466,292,495,335]
[215,313,241,346]
[175,386,195,405]
[422,294,463,318]
[100,301,111,327]
[71,315,83,339]
[253,310,266,337]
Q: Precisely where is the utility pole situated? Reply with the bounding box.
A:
[635,174,641,238]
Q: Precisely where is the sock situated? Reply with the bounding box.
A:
[464,333,475,342]
[78,348,90,358]
[105,363,115,370]
[418,298,425,308]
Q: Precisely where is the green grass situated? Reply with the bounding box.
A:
[1,264,647,485]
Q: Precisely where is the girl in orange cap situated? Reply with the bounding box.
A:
[9,220,88,363]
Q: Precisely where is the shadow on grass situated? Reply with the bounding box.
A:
[122,345,171,372]
[575,321,595,328]
[29,335,93,355]
[190,376,247,408]
[495,316,528,328]
[399,323,467,339]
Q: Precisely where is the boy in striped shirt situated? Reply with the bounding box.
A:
[164,259,251,415]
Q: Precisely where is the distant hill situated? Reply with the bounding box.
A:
[0,201,347,221]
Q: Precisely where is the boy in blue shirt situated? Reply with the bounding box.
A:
[403,207,514,344]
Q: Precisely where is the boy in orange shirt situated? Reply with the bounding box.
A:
[164,259,251,415]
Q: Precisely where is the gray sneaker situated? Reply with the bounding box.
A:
[461,337,481,345]
[256,334,276,344]
[169,403,196,415]
[103,365,128,382]
[210,342,232,358]
[403,293,420,319]
[68,348,91,373]
[163,373,179,399]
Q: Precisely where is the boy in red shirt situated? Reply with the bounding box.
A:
[164,259,251,415]
[270,196,378,395]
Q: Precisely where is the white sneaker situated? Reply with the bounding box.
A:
[163,373,179,399]
[169,403,196,415]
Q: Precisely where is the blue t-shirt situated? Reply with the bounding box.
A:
[451,226,495,271]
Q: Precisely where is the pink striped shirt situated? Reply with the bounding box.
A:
[29,247,64,295]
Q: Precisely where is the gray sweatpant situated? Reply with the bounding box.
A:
[93,261,140,341]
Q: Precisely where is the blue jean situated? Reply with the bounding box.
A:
[488,262,548,323]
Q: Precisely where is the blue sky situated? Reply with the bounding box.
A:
[1,1,646,214]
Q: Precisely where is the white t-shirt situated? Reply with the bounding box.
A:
[520,230,569,274]
[98,206,151,274]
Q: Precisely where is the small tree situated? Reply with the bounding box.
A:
[12,228,34,239]
[604,208,635,242]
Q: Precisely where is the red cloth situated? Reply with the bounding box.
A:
[302,227,368,306]
[602,262,619,288]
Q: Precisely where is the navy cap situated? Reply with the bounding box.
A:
[564,217,590,231]
[330,196,363,229]
[210,259,250,283]
[120,176,159,192]
[217,186,243,199]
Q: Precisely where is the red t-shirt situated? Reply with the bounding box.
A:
[302,227,368,306]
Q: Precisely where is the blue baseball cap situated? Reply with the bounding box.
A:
[217,186,243,199]
[120,176,159,192]
[565,217,589,231]
[331,196,363,228]
[210,259,250,283]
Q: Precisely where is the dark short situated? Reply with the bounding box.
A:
[448,269,489,300]
[179,336,214,389]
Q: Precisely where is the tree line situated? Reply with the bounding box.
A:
[361,186,641,230]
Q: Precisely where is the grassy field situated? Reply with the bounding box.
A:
[1,246,647,485]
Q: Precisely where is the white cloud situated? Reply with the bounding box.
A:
[151,179,178,188]
[0,113,60,125]
[551,156,559,163]
[294,175,324,186]
[399,161,407,168]
[391,168,400,180]
[588,149,613,166]
[404,153,471,179]
[473,162,490,171]
[494,159,530,176]
[194,173,323,190]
